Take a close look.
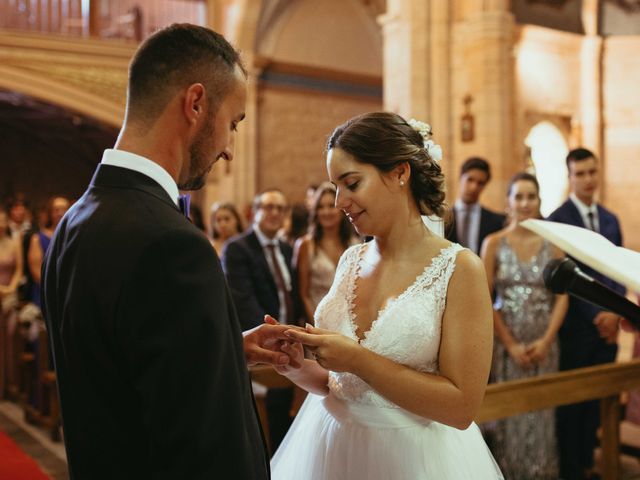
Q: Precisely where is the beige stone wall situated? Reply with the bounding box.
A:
[603,36,640,252]
[256,85,381,204]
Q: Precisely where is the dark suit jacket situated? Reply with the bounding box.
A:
[547,199,625,363]
[446,206,506,254]
[221,229,297,330]
[41,164,268,480]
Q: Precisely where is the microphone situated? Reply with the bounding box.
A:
[543,258,640,329]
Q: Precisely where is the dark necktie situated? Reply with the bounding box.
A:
[266,244,295,325]
[178,194,191,219]
[587,211,597,232]
[459,206,471,248]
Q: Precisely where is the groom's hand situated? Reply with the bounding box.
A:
[243,316,304,368]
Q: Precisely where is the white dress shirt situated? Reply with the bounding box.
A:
[254,224,292,324]
[454,200,481,254]
[569,193,600,232]
[101,149,179,206]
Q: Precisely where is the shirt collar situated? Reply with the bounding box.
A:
[101,149,180,205]
[254,224,280,247]
[570,193,597,216]
[455,200,480,212]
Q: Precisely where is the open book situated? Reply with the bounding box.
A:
[521,219,640,293]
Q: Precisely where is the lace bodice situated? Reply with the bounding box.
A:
[314,242,464,408]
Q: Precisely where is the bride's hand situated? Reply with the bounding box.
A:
[284,324,363,373]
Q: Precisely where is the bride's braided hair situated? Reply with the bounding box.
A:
[327,112,446,217]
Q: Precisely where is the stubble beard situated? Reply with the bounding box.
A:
[178,115,216,191]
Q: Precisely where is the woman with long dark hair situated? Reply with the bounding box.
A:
[270,112,502,479]
[294,182,358,324]
[209,201,243,255]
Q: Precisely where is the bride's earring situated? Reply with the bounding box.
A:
[399,180,405,187]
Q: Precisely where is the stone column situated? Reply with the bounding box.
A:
[380,0,431,120]
[452,2,515,210]
[201,0,263,225]
[579,0,605,199]
[380,0,455,189]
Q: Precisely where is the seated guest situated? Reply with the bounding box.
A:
[222,188,298,451]
[209,201,243,256]
[447,157,505,254]
[294,182,358,323]
[481,172,567,479]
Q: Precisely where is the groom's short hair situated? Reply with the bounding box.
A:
[126,23,246,126]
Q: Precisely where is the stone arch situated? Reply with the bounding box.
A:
[254,0,383,76]
[0,65,123,128]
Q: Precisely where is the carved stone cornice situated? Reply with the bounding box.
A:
[0,30,134,125]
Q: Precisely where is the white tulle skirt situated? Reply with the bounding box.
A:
[271,393,503,480]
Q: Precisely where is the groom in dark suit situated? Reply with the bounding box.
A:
[548,147,625,480]
[446,157,505,254]
[222,188,299,452]
[41,24,297,480]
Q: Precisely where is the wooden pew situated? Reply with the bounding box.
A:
[251,360,640,479]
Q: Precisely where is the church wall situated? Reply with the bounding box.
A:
[256,82,381,205]
[603,36,640,252]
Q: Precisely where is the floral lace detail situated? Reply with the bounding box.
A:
[315,242,465,407]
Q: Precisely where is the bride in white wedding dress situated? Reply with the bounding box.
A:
[270,112,503,479]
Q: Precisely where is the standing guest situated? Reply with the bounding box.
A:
[209,201,243,255]
[270,112,502,479]
[7,195,35,302]
[28,196,69,308]
[305,183,319,210]
[41,24,298,480]
[222,188,299,451]
[6,195,32,239]
[548,147,625,480]
[188,203,206,232]
[447,157,505,255]
[281,202,309,247]
[294,182,358,323]
[0,209,23,396]
[222,189,297,330]
[481,172,567,479]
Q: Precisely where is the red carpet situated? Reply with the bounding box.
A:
[0,430,50,480]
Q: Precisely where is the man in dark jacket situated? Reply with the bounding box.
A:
[42,24,294,480]
[548,147,625,480]
[447,157,505,254]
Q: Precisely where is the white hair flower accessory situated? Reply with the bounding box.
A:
[408,118,443,162]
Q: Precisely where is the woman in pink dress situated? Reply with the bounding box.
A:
[0,209,23,395]
[294,182,358,324]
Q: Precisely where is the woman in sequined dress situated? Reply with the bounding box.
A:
[481,172,568,479]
